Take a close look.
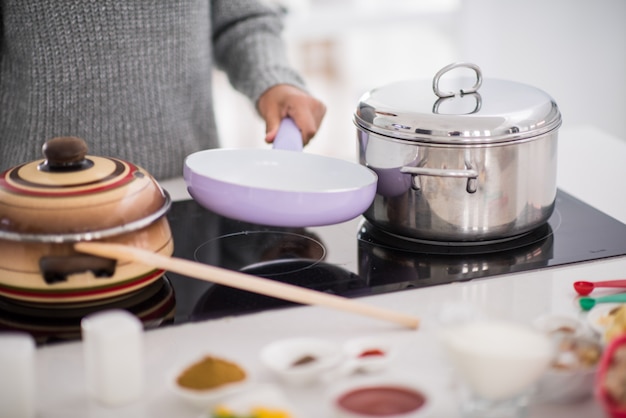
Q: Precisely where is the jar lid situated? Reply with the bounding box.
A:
[354,63,562,144]
[0,137,170,242]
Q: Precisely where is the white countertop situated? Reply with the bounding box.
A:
[29,126,626,417]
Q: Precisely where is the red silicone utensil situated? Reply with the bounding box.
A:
[574,280,626,296]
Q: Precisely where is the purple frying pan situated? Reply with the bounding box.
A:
[183,118,377,227]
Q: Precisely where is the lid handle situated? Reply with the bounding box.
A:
[432,62,483,98]
[39,137,94,172]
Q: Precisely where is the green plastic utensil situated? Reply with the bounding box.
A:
[579,292,626,311]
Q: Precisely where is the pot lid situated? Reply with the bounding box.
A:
[354,62,562,144]
[0,137,170,242]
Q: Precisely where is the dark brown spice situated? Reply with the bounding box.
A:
[291,354,317,367]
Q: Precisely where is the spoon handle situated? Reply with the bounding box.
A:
[593,279,626,288]
[74,242,420,329]
[596,293,626,303]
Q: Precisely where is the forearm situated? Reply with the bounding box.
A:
[211,0,306,105]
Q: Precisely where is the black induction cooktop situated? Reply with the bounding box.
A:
[2,189,626,344]
[166,189,626,322]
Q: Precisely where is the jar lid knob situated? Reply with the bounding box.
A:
[39,137,94,172]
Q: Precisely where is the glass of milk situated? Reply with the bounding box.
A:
[439,319,553,418]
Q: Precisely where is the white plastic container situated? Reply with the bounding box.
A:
[0,332,36,418]
[81,309,144,406]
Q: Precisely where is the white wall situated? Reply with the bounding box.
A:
[214,0,625,161]
[458,0,625,138]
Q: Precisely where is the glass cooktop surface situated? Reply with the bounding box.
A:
[167,189,626,321]
[2,189,626,344]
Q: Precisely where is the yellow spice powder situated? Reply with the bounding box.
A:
[177,355,246,390]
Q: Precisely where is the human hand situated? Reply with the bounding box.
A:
[257,84,326,146]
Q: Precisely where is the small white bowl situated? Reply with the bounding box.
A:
[260,337,343,386]
[343,337,393,374]
[170,356,250,408]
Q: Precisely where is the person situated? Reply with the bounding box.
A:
[0,0,326,180]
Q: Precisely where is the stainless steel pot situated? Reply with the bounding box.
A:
[354,63,562,242]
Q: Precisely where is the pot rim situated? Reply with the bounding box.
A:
[0,191,171,243]
[354,116,562,146]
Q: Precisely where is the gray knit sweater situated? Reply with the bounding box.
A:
[0,0,306,179]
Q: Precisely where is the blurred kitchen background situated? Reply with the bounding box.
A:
[215,0,626,161]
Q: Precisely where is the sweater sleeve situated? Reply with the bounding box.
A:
[211,0,307,105]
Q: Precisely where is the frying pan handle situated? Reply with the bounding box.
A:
[272,118,304,152]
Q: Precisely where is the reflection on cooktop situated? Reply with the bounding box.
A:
[191,260,365,321]
[358,221,554,289]
[0,277,175,345]
[358,219,556,255]
[165,189,626,324]
[5,189,625,345]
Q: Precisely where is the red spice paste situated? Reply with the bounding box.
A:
[358,349,386,358]
[337,385,426,416]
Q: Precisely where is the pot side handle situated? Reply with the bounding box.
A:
[400,165,479,194]
[39,255,117,284]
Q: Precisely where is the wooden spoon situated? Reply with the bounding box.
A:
[74,242,419,330]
